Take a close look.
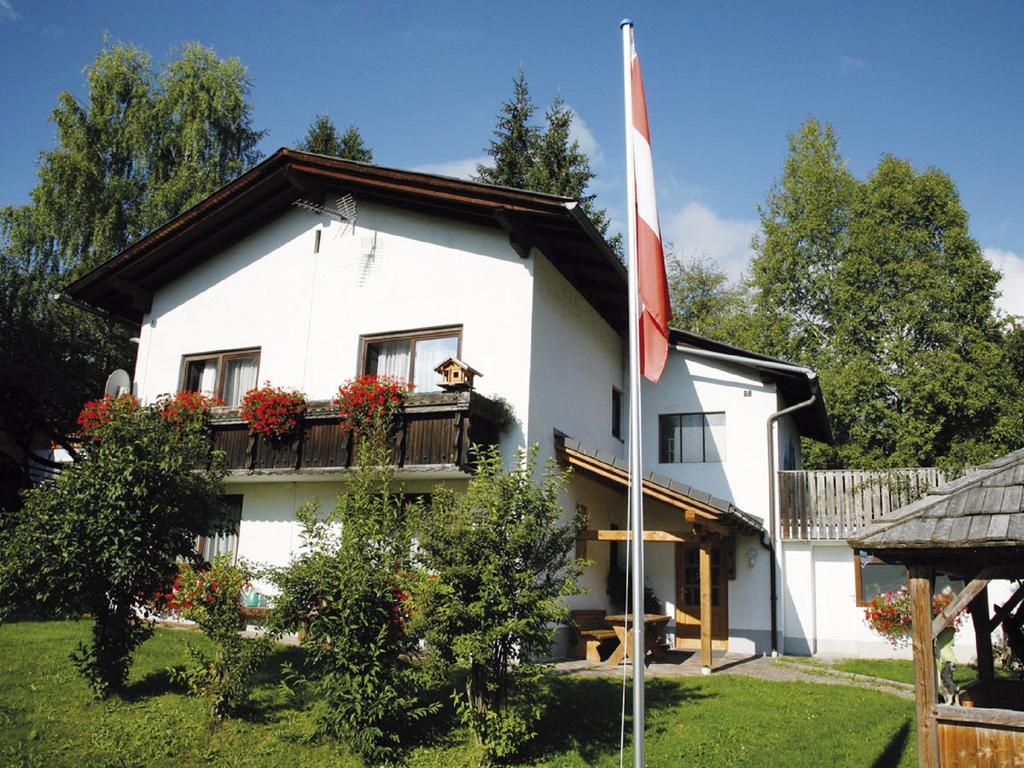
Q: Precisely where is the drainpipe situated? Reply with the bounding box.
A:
[766,394,817,657]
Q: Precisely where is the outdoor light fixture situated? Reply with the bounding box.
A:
[747,548,758,568]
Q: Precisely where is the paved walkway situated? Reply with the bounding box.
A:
[550,650,914,699]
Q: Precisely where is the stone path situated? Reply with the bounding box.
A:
[550,650,915,699]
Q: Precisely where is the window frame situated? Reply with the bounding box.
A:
[852,550,962,607]
[197,494,243,565]
[178,347,261,406]
[358,325,463,390]
[658,411,726,464]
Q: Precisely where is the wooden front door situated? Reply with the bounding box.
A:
[675,541,729,650]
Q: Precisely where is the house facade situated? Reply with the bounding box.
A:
[68,148,992,662]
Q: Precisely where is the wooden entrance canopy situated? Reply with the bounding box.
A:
[557,435,764,673]
[849,448,1024,768]
[556,435,766,539]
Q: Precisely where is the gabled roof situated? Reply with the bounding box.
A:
[556,434,766,538]
[670,328,833,444]
[66,148,627,327]
[848,448,1024,578]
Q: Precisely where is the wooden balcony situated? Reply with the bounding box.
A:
[206,390,504,477]
[779,467,959,541]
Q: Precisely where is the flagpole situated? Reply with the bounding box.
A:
[620,18,645,768]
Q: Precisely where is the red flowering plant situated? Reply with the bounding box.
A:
[240,382,307,441]
[76,394,139,441]
[334,375,412,435]
[167,555,270,720]
[155,390,223,428]
[864,587,964,647]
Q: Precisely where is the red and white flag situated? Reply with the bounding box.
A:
[628,43,671,383]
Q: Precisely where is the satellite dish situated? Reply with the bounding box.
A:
[104,369,132,398]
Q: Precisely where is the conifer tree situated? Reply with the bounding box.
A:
[475,68,538,189]
[298,113,373,162]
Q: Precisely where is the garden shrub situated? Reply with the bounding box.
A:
[0,394,227,697]
[269,417,435,763]
[168,556,270,720]
[863,586,964,647]
[418,445,584,763]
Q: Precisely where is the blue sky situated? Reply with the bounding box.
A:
[2,1,1022,313]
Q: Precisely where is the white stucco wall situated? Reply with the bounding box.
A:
[782,541,1015,659]
[637,353,778,523]
[134,198,536,458]
[527,252,624,461]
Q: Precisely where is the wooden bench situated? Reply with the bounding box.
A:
[568,609,617,662]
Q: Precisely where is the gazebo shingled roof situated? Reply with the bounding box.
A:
[848,448,1024,580]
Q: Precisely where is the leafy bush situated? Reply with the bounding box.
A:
[0,395,227,697]
[269,418,435,763]
[168,556,270,720]
[418,445,583,762]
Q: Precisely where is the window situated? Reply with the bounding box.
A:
[360,327,461,392]
[612,388,623,440]
[853,550,963,606]
[197,495,242,564]
[180,348,260,407]
[659,412,726,463]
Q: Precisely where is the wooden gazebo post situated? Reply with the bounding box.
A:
[909,566,939,768]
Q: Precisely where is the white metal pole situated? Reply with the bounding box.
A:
[620,18,645,768]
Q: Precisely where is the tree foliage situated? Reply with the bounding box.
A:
[297,112,373,162]
[666,248,749,341]
[475,70,618,251]
[0,396,228,697]
[747,117,1023,468]
[0,39,263,467]
[269,419,435,763]
[418,446,583,761]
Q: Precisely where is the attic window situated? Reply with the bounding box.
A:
[360,327,461,392]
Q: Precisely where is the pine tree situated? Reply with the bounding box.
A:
[298,113,373,162]
[475,68,538,189]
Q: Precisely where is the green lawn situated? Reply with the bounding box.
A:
[833,657,1006,687]
[0,620,917,767]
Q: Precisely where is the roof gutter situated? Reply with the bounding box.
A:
[672,344,817,380]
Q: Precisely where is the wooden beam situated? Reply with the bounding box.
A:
[931,569,995,640]
[108,277,152,314]
[968,585,994,682]
[988,582,1024,632]
[579,529,691,543]
[685,510,732,538]
[700,539,713,674]
[910,567,939,768]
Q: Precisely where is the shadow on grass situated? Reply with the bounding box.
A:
[121,668,188,701]
[871,719,911,768]
[524,676,711,764]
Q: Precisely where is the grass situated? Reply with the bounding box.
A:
[0,619,917,767]
[833,657,1015,687]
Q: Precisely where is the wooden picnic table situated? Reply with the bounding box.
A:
[604,613,671,665]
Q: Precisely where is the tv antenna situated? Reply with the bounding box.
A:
[292,194,358,231]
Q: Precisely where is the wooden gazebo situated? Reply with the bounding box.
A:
[849,448,1024,768]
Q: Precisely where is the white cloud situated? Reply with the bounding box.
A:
[411,156,488,181]
[664,202,758,280]
[984,247,1024,317]
[0,0,19,22]
[567,108,603,165]
[840,55,866,73]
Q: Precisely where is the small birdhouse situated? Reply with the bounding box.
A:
[434,357,482,391]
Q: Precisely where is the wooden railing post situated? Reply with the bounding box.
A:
[910,567,939,768]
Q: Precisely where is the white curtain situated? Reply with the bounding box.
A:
[370,340,411,381]
[413,336,458,391]
[201,530,238,564]
[196,359,217,393]
[223,357,258,407]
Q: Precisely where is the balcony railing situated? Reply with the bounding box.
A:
[206,390,504,475]
[779,467,960,540]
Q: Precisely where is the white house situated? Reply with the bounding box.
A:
[67,148,996,664]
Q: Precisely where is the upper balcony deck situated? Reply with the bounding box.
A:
[206,390,505,478]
